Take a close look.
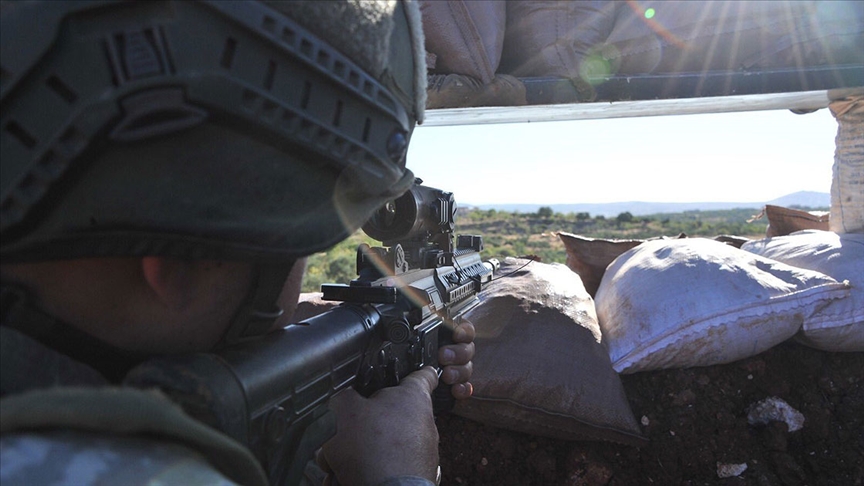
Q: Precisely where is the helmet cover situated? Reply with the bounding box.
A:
[0,0,427,263]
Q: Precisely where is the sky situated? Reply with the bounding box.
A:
[406,108,838,206]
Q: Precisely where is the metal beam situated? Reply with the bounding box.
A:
[422,88,864,127]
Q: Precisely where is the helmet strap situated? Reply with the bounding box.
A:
[219,261,296,346]
[0,283,147,383]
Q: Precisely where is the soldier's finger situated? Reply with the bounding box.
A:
[452,319,476,343]
[439,342,474,366]
[451,382,473,400]
[441,362,473,385]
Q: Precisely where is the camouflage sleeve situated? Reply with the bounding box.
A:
[0,430,239,486]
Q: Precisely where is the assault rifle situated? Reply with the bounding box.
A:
[125,181,497,486]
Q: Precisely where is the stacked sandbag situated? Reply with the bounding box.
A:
[595,238,851,374]
[499,1,619,81]
[499,1,864,81]
[742,230,864,352]
[762,204,830,238]
[454,257,644,445]
[558,232,643,298]
[829,95,864,234]
[598,2,864,77]
[420,1,863,107]
[559,232,716,297]
[419,1,525,108]
[420,0,504,85]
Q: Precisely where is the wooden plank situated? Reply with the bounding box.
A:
[421,89,864,127]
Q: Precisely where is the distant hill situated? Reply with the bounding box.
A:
[470,191,829,217]
[766,191,831,209]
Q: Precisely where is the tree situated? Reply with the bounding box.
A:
[537,206,554,218]
[616,211,634,223]
[575,212,591,221]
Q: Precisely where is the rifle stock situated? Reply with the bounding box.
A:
[125,181,497,485]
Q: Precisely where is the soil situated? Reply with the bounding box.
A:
[437,340,864,485]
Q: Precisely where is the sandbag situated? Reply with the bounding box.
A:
[289,292,338,322]
[763,204,830,238]
[559,233,700,298]
[600,1,864,76]
[558,232,642,298]
[453,258,644,445]
[425,72,526,109]
[596,238,851,374]
[829,95,864,234]
[499,1,619,79]
[419,0,505,84]
[742,230,864,352]
[713,234,751,249]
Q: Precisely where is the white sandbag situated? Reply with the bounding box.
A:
[454,258,644,444]
[742,230,864,352]
[596,238,851,374]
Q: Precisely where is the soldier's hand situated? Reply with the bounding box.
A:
[438,318,475,400]
[319,367,439,486]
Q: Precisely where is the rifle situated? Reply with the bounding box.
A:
[125,180,498,485]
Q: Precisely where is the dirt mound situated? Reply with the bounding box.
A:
[438,341,863,485]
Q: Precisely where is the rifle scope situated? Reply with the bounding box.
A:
[362,181,456,244]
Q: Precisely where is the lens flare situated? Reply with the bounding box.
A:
[626,0,686,49]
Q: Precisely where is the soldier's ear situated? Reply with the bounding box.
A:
[141,256,195,310]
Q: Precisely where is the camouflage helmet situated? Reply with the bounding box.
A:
[0,0,426,263]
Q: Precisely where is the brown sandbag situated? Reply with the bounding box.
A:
[453,258,644,445]
[498,1,863,82]
[426,73,526,109]
[602,1,864,76]
[499,1,619,79]
[289,292,338,322]
[763,204,829,238]
[558,232,642,298]
[419,0,506,84]
[713,234,751,249]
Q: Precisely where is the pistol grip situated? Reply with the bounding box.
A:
[432,378,454,413]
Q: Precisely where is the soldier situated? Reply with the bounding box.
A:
[0,1,474,485]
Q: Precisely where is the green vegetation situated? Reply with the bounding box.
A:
[300,206,825,292]
[302,231,373,293]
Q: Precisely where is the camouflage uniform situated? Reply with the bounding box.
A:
[1,431,236,486]
[1,0,434,484]
[0,324,258,485]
